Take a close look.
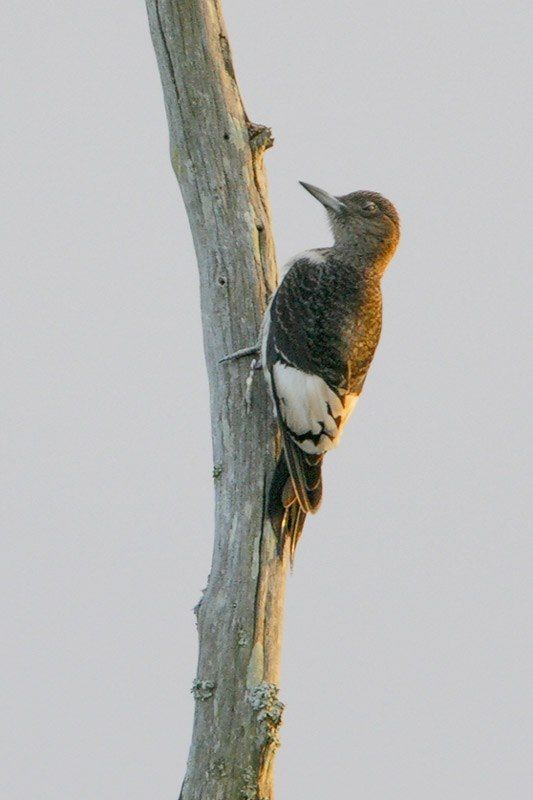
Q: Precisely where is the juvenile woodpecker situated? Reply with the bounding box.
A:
[262,182,400,558]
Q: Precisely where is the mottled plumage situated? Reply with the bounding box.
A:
[263,183,400,558]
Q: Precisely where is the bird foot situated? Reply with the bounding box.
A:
[219,344,262,411]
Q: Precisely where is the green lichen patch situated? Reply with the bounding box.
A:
[208,759,227,778]
[246,682,284,748]
[240,766,257,800]
[191,678,216,701]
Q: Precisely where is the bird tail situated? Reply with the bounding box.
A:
[268,439,323,562]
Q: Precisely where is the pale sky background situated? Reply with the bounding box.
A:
[2,1,532,798]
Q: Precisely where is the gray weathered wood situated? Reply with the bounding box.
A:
[145,1,289,797]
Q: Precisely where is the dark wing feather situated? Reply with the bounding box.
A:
[266,256,351,390]
[266,254,355,554]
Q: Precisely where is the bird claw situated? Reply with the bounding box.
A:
[245,359,257,412]
[219,344,260,364]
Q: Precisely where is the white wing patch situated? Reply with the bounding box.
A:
[280,249,326,276]
[272,362,358,454]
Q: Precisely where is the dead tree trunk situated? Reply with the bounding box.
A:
[145,2,289,798]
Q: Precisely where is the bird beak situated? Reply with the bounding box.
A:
[299,181,347,214]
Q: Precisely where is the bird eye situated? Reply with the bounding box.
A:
[361,201,378,215]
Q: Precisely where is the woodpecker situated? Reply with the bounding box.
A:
[221,181,400,559]
[261,182,400,558]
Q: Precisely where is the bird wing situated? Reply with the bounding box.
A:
[264,254,361,513]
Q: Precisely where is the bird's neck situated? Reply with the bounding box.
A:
[332,235,396,275]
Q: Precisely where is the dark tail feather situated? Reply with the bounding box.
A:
[280,428,325,511]
[279,431,313,512]
[268,454,292,542]
[284,504,307,565]
[268,447,323,560]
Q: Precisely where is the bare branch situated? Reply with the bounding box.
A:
[145,1,289,797]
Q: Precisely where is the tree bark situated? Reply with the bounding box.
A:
[145,2,289,798]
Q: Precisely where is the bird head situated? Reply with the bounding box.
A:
[299,181,400,265]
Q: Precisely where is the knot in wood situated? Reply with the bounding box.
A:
[247,122,274,152]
